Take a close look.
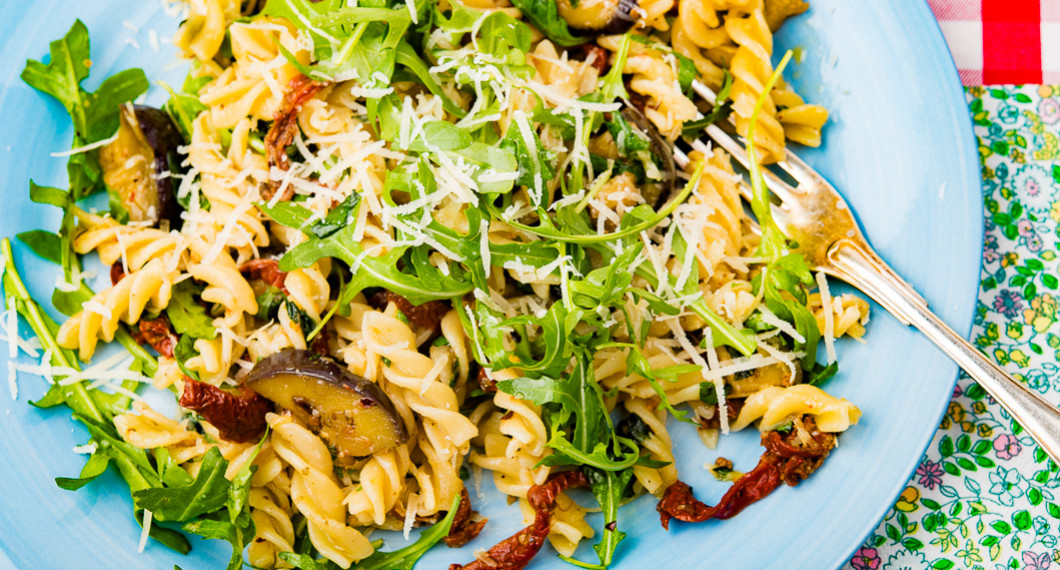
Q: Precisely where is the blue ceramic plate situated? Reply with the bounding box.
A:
[0,1,981,568]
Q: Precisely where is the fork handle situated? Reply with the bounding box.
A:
[829,238,1060,465]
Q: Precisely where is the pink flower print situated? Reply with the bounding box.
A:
[850,547,880,570]
[994,433,1022,460]
[916,459,944,490]
[1023,550,1051,570]
[1018,219,1035,237]
[1040,97,1060,125]
[994,289,1025,318]
[1026,177,1041,197]
[1027,233,1045,252]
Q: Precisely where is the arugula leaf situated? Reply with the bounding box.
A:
[184,431,268,570]
[2,239,102,423]
[16,230,62,264]
[806,361,839,386]
[507,0,588,46]
[500,119,555,208]
[256,286,286,321]
[682,70,734,139]
[134,447,231,522]
[166,280,217,340]
[698,381,730,407]
[21,20,149,197]
[586,468,633,568]
[174,335,202,381]
[621,344,698,424]
[160,78,208,143]
[55,444,111,490]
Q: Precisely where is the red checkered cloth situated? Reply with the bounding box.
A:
[929,0,1060,85]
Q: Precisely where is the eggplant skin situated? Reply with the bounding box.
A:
[99,105,184,226]
[244,349,408,460]
[556,0,638,33]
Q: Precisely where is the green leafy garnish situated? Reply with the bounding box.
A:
[21,19,148,198]
[166,281,217,340]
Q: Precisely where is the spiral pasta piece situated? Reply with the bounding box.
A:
[72,210,184,273]
[114,401,210,464]
[599,37,697,141]
[247,487,296,569]
[730,384,862,433]
[726,8,786,163]
[269,413,374,567]
[175,0,241,62]
[57,258,177,360]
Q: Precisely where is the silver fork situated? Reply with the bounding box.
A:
[676,79,1060,465]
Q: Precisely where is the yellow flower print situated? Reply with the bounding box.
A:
[961,421,975,433]
[1036,132,1059,161]
[1010,349,1030,368]
[978,423,993,438]
[1006,321,1024,340]
[1011,149,1026,163]
[994,348,1009,365]
[1002,253,1019,267]
[1051,200,1060,223]
[972,401,987,415]
[1040,85,1055,98]
[1023,294,1058,333]
[895,486,920,512]
[948,402,966,423]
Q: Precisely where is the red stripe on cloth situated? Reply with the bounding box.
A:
[959,69,985,84]
[929,0,981,19]
[982,0,1042,84]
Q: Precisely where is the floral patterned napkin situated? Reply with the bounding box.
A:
[844,86,1060,570]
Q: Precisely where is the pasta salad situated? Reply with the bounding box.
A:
[3,0,868,567]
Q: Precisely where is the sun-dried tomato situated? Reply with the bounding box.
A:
[657,416,838,529]
[698,398,744,430]
[449,470,588,570]
[179,377,271,443]
[387,291,450,330]
[262,74,328,202]
[133,316,177,359]
[239,259,288,292]
[445,487,488,548]
[580,44,609,74]
[476,366,497,394]
[110,261,126,285]
[762,416,837,486]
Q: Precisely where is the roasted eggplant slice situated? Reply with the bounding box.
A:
[99,105,184,226]
[556,0,639,33]
[244,349,407,459]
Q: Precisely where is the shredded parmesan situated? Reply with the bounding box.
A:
[758,306,806,344]
[50,132,120,157]
[139,510,153,553]
[403,493,420,540]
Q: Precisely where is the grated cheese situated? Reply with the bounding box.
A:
[138,510,153,553]
[403,493,419,540]
[73,442,98,455]
[757,306,806,344]
[51,132,120,157]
